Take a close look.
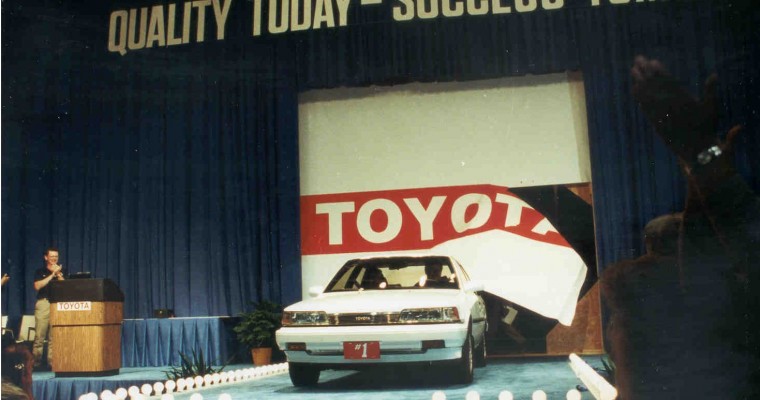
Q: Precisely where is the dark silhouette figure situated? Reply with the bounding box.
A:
[601,56,760,399]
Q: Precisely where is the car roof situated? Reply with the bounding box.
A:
[345,253,453,264]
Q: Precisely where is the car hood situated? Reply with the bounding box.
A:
[285,290,464,313]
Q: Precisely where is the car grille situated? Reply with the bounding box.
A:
[333,312,400,326]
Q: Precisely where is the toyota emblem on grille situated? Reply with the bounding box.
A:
[355,316,372,321]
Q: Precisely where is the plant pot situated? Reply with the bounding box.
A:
[251,347,272,366]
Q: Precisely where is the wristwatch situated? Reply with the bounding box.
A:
[696,145,722,166]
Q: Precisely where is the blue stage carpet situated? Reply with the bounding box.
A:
[33,357,606,400]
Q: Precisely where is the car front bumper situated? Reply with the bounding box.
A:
[276,322,468,364]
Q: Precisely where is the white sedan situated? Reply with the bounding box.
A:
[276,254,488,386]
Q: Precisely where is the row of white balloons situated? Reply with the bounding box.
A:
[77,363,289,400]
[432,389,585,400]
[75,363,586,400]
[79,390,585,400]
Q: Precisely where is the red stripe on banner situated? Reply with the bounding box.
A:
[301,184,570,255]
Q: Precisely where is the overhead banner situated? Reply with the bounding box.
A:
[107,0,666,55]
[301,184,587,325]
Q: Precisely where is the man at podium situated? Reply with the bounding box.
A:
[32,248,65,369]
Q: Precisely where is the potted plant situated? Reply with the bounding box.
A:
[233,300,283,366]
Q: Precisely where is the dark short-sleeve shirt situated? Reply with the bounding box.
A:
[33,267,63,300]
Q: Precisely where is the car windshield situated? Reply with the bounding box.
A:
[324,257,460,292]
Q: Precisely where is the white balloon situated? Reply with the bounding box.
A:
[498,391,514,400]
[140,383,153,395]
[566,389,582,400]
[532,390,548,400]
[114,388,128,400]
[465,391,480,400]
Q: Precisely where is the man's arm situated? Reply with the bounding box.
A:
[631,55,760,269]
[630,55,719,164]
[33,267,63,291]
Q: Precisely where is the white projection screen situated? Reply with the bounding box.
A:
[298,72,592,326]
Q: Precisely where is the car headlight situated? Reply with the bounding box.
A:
[281,311,329,326]
[398,307,460,324]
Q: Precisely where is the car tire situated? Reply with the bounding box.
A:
[288,362,320,387]
[449,325,474,384]
[474,334,487,368]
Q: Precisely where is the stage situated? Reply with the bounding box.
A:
[28,316,241,399]
[31,357,605,400]
[28,316,608,399]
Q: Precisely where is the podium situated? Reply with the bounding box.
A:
[49,279,124,377]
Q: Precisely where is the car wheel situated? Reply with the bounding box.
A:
[450,326,474,384]
[288,362,320,387]
[474,334,487,368]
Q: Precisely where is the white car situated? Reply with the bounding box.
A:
[276,254,488,386]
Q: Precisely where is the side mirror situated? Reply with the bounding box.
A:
[308,286,324,297]
[463,281,485,293]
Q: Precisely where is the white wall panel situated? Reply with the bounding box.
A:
[299,73,590,196]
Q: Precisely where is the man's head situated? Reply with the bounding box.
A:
[425,263,443,279]
[44,248,59,268]
[364,267,383,281]
[643,213,682,256]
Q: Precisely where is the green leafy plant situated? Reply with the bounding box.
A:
[600,355,616,385]
[233,300,283,349]
[164,350,228,380]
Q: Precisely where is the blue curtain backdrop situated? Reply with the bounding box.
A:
[2,0,758,319]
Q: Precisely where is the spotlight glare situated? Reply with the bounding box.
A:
[465,391,480,400]
[431,390,446,400]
